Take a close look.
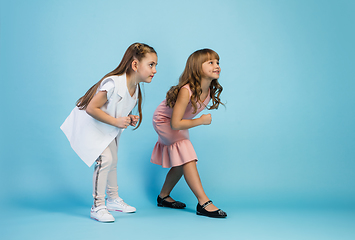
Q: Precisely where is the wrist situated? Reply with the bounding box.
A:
[196,117,203,126]
[114,118,121,128]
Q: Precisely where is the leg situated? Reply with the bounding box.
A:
[104,139,136,212]
[106,140,119,200]
[182,160,219,211]
[92,145,114,207]
[159,165,183,202]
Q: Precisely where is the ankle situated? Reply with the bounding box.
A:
[159,192,170,198]
[197,197,210,206]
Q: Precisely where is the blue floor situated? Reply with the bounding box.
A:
[3,201,355,240]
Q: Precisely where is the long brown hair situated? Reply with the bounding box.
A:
[76,43,157,129]
[166,49,223,113]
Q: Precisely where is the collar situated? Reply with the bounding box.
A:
[111,74,127,98]
[112,74,138,99]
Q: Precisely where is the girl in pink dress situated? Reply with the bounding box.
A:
[151,49,227,218]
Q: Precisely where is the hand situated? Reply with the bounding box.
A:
[116,116,131,129]
[129,115,139,127]
[200,113,212,125]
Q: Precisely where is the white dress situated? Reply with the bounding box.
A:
[60,74,138,167]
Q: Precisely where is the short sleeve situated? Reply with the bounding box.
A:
[98,78,115,100]
[181,84,192,98]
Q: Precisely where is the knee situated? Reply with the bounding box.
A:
[183,160,197,166]
[100,155,115,169]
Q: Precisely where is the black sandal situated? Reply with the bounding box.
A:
[157,195,186,209]
[196,200,227,218]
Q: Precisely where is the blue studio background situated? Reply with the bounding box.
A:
[1,0,355,239]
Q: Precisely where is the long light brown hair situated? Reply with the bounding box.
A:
[166,49,223,113]
[76,43,157,129]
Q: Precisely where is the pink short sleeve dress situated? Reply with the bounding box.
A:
[151,84,211,168]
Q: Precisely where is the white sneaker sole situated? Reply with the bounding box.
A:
[90,216,115,222]
[107,208,136,213]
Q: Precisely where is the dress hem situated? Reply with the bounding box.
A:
[150,158,198,168]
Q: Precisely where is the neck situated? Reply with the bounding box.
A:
[200,78,212,93]
[126,74,138,96]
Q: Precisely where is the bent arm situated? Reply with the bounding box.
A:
[170,88,211,130]
[86,91,131,128]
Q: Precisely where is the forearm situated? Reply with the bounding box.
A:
[171,117,203,130]
[86,107,118,127]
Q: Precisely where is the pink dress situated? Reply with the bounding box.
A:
[151,84,211,168]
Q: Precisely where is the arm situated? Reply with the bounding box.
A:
[86,91,131,129]
[170,88,212,130]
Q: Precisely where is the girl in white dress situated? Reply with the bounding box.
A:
[61,43,158,222]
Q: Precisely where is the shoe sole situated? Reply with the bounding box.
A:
[157,203,186,209]
[107,208,136,213]
[196,211,227,218]
[90,216,115,223]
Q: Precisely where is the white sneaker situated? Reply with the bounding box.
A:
[107,197,136,213]
[90,205,115,222]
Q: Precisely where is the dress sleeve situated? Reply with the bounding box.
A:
[98,78,115,100]
[181,84,192,98]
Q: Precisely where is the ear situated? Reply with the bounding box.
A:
[131,59,139,72]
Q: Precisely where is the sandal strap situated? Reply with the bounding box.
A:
[201,200,213,209]
[161,195,170,200]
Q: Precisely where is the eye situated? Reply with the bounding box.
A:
[149,62,157,68]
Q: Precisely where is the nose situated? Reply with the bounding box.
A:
[153,67,157,74]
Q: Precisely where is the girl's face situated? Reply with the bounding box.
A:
[201,59,220,81]
[136,53,158,83]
